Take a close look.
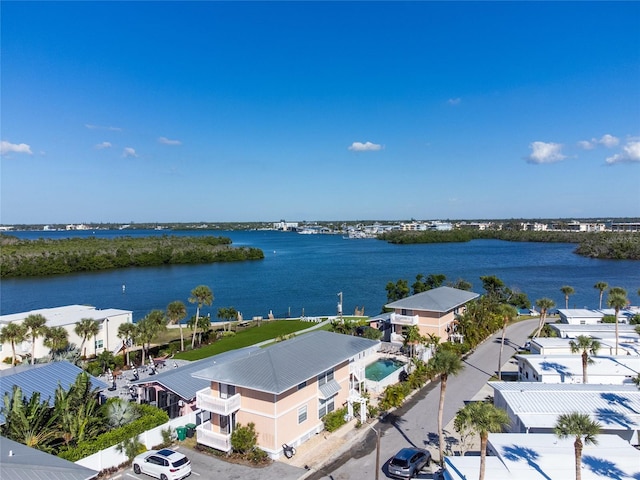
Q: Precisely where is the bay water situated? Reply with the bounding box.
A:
[1,230,638,321]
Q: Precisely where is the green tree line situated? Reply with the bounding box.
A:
[378,230,640,260]
[0,234,264,277]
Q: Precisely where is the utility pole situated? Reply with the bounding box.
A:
[367,424,380,480]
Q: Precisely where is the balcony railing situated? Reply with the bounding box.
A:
[196,421,232,452]
[196,388,241,415]
[390,313,419,326]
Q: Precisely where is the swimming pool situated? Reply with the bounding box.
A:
[365,358,406,381]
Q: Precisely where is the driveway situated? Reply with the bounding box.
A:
[107,444,305,480]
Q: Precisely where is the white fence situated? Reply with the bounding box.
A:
[75,411,198,472]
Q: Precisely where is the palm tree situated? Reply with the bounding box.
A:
[593,282,608,310]
[74,317,100,359]
[23,314,48,365]
[569,335,600,384]
[560,285,575,309]
[136,310,166,366]
[43,326,69,358]
[167,300,187,351]
[497,304,517,380]
[117,322,137,365]
[188,285,213,349]
[429,348,464,464]
[403,325,422,358]
[454,402,510,480]
[554,412,601,480]
[534,298,555,338]
[0,322,27,366]
[2,385,58,451]
[607,287,628,355]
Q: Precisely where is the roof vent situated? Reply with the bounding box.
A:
[8,450,14,456]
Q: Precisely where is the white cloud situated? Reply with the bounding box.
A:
[577,140,596,150]
[158,136,182,146]
[447,98,461,106]
[95,141,112,149]
[599,134,619,148]
[348,141,383,152]
[85,124,122,132]
[578,134,619,150]
[1,140,33,156]
[605,140,640,165]
[526,141,566,164]
[123,147,138,158]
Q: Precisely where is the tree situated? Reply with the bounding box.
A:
[136,310,166,365]
[43,326,69,358]
[385,279,409,304]
[497,304,517,380]
[533,298,555,338]
[166,300,187,351]
[554,413,601,480]
[560,285,575,309]
[54,372,101,445]
[23,314,48,365]
[117,322,137,365]
[607,288,628,355]
[116,435,145,462]
[429,348,464,464]
[403,325,422,358]
[217,306,238,331]
[569,335,600,384]
[1,385,58,451]
[74,317,100,359]
[593,282,608,310]
[0,322,27,366]
[454,402,510,480]
[189,285,214,349]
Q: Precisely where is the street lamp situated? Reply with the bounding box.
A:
[367,423,381,480]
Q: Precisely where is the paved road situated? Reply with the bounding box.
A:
[306,318,540,480]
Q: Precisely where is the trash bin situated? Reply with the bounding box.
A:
[185,423,196,438]
[176,426,187,441]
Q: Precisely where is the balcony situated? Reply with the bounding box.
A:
[196,421,232,452]
[390,313,419,326]
[196,388,241,415]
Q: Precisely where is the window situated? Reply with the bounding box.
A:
[317,368,334,386]
[95,339,103,349]
[298,405,307,424]
[297,381,307,390]
[318,396,335,418]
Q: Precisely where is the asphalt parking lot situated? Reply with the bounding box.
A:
[108,445,305,480]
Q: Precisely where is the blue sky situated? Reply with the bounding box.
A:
[1,1,639,224]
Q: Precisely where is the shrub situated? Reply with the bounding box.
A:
[601,315,616,324]
[231,422,258,454]
[323,407,348,432]
[59,404,168,461]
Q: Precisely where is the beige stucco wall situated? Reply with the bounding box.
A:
[205,360,354,453]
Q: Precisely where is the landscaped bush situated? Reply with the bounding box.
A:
[322,407,348,432]
[59,404,169,461]
[601,315,616,324]
[230,422,258,454]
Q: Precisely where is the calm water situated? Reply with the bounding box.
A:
[1,230,639,321]
[365,358,407,381]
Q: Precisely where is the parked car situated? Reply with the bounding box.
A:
[132,448,191,480]
[388,447,431,478]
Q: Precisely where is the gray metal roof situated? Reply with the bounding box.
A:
[192,331,380,394]
[385,286,479,312]
[0,362,107,424]
[128,347,259,400]
[490,381,640,430]
[0,305,131,328]
[0,436,98,480]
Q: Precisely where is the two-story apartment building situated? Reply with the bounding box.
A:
[191,330,379,458]
[0,305,133,367]
[384,286,479,344]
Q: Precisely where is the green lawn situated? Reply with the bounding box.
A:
[173,320,321,361]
